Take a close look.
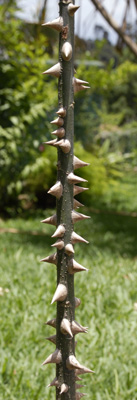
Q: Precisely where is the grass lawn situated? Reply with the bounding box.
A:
[0,211,137,400]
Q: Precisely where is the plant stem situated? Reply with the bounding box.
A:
[56,1,75,399]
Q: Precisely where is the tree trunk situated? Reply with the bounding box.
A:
[56,2,75,400]
[41,2,93,399]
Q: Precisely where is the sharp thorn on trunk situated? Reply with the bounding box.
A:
[68,172,87,184]
[71,210,90,224]
[76,384,85,389]
[47,377,60,388]
[51,239,64,250]
[40,253,57,265]
[52,224,65,238]
[66,355,94,374]
[68,258,88,275]
[71,231,89,244]
[42,349,62,365]
[41,214,57,226]
[51,128,65,138]
[68,4,80,16]
[74,297,81,308]
[48,181,63,199]
[54,139,71,153]
[62,42,72,61]
[43,63,61,78]
[56,107,66,117]
[46,334,56,344]
[73,199,84,209]
[60,318,73,337]
[73,155,90,170]
[46,318,56,328]
[42,17,63,32]
[60,384,69,394]
[44,138,57,146]
[51,283,68,304]
[50,117,64,126]
[71,320,88,335]
[65,243,75,256]
[74,185,89,196]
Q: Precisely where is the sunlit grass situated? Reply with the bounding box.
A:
[0,211,137,399]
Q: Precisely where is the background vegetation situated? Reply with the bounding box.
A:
[1,1,137,399]
[1,1,137,215]
[1,213,137,400]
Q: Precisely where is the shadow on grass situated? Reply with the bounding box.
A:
[1,211,137,258]
[90,212,137,259]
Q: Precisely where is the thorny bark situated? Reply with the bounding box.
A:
[56,1,75,400]
[41,2,93,400]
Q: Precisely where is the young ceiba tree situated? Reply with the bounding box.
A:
[41,1,94,399]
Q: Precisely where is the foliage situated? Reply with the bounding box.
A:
[77,59,137,123]
[74,59,137,212]
[0,3,57,212]
[0,214,137,399]
[1,1,137,214]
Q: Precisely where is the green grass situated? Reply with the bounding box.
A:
[0,211,137,400]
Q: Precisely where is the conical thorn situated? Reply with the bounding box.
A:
[44,138,57,146]
[65,243,75,256]
[71,231,89,244]
[73,77,89,85]
[51,128,65,138]
[60,318,73,337]
[54,139,71,153]
[43,63,61,78]
[71,320,88,335]
[42,349,62,365]
[71,211,90,224]
[68,259,88,275]
[73,199,84,209]
[76,384,85,389]
[48,181,63,199]
[68,172,87,184]
[75,376,83,382]
[46,318,56,328]
[66,355,94,374]
[52,225,65,238]
[75,368,94,375]
[60,384,69,394]
[51,117,64,127]
[68,4,80,16]
[47,377,59,388]
[74,186,89,196]
[62,42,72,61]
[42,17,63,32]
[41,214,57,226]
[74,297,81,308]
[46,334,56,345]
[74,85,90,93]
[51,284,68,304]
[51,239,64,250]
[56,107,66,117]
[73,155,90,170]
[40,253,57,265]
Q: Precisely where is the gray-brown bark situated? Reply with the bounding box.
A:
[91,0,137,56]
[41,2,93,400]
[56,1,75,400]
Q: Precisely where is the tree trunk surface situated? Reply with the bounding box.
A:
[56,1,75,400]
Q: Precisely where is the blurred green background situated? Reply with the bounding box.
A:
[1,0,137,216]
[1,1,137,399]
